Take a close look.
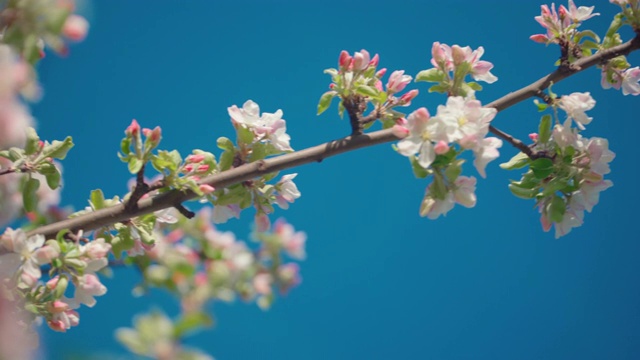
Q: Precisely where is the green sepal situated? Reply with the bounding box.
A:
[355,85,379,98]
[430,173,448,200]
[428,84,449,94]
[533,99,548,112]
[128,157,144,174]
[444,159,464,182]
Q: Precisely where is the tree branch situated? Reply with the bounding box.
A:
[26,36,640,239]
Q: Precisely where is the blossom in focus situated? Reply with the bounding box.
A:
[558,92,595,129]
[70,273,107,308]
[459,45,498,83]
[0,229,47,287]
[275,174,301,209]
[228,100,293,151]
[386,70,412,93]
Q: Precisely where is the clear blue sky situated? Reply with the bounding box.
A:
[35,1,640,359]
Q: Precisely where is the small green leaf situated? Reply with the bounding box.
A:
[538,114,552,144]
[90,189,106,210]
[508,183,540,199]
[444,159,464,182]
[500,152,530,170]
[23,177,40,212]
[530,157,554,179]
[216,137,235,151]
[237,126,255,145]
[546,195,566,223]
[431,173,448,200]
[44,168,61,189]
[317,91,336,115]
[173,312,214,338]
[218,149,234,171]
[43,137,74,160]
[466,81,483,91]
[428,84,449,94]
[410,156,430,179]
[24,127,40,155]
[533,99,548,112]
[128,157,143,174]
[355,85,379,98]
[415,68,445,83]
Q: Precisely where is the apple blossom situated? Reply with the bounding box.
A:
[228,100,293,151]
[62,15,89,42]
[558,92,595,129]
[386,70,412,93]
[70,273,107,308]
[275,173,301,210]
[274,219,307,260]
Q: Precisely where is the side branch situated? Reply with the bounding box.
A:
[27,36,640,239]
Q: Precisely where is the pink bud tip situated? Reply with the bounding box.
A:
[197,164,210,172]
[186,154,206,163]
[184,164,194,172]
[400,89,419,104]
[329,83,335,89]
[338,50,351,68]
[530,34,549,43]
[529,133,539,142]
[375,68,387,78]
[369,54,380,67]
[434,140,450,155]
[62,15,89,42]
[392,124,410,138]
[199,184,215,194]
[126,119,140,136]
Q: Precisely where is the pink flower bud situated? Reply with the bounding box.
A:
[434,141,450,155]
[540,214,552,232]
[529,133,539,142]
[392,124,410,138]
[184,164,194,172]
[369,54,379,67]
[352,49,370,71]
[199,184,215,194]
[34,245,60,264]
[186,154,205,163]
[48,300,69,313]
[374,80,383,92]
[529,34,549,43]
[451,45,466,66]
[395,117,408,126]
[197,164,210,172]
[338,50,351,68]
[329,83,335,89]
[253,273,273,295]
[399,89,419,104]
[143,126,162,143]
[46,276,59,289]
[125,119,140,136]
[256,214,270,232]
[62,15,89,42]
[375,68,387,78]
[413,107,431,123]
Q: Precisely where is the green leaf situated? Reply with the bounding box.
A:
[43,137,74,160]
[237,125,255,145]
[428,84,449,94]
[44,168,61,189]
[120,138,131,158]
[23,177,40,212]
[500,152,530,170]
[605,14,624,42]
[410,156,430,179]
[173,312,214,338]
[546,195,566,223]
[530,157,554,179]
[431,173,448,200]
[317,91,336,115]
[323,68,338,77]
[355,85,379,98]
[90,189,106,210]
[575,29,600,44]
[128,157,143,174]
[533,99,548,112]
[538,114,552,144]
[466,82,483,91]
[508,183,540,199]
[415,68,445,83]
[444,159,464,182]
[216,137,235,152]
[218,149,234,171]
[24,127,40,156]
[152,150,182,173]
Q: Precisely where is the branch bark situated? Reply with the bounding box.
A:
[27,36,640,239]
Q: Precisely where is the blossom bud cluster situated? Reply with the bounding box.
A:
[529,1,599,46]
[318,49,420,129]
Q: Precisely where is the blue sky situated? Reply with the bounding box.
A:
[33,1,640,359]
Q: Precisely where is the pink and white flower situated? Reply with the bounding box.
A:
[275,174,301,209]
[228,100,293,151]
[558,92,595,129]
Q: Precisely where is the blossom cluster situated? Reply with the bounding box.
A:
[503,92,614,238]
[0,228,110,333]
